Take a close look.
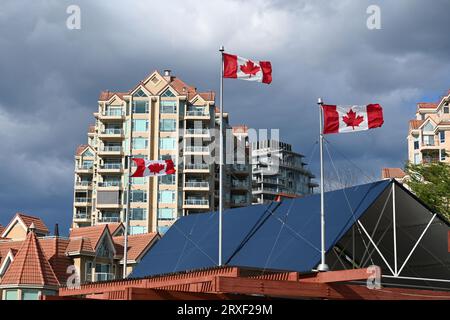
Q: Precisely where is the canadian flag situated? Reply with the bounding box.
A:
[131,158,176,177]
[322,104,384,134]
[223,53,272,84]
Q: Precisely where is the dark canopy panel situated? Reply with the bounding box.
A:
[132,180,392,277]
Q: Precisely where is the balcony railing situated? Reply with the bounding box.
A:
[185,163,209,170]
[184,199,209,206]
[98,216,121,223]
[101,163,122,169]
[77,164,93,170]
[185,146,209,153]
[185,181,209,188]
[74,212,91,220]
[98,181,121,187]
[185,128,209,135]
[94,272,115,282]
[232,180,248,188]
[102,128,123,135]
[102,146,122,152]
[75,181,92,187]
[186,110,209,117]
[75,197,91,203]
[104,110,124,117]
[232,164,249,171]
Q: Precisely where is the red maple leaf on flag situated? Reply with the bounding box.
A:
[342,109,364,129]
[148,163,165,174]
[240,60,260,77]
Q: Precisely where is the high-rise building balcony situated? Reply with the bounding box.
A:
[97,216,121,223]
[185,110,210,119]
[183,198,209,209]
[98,163,123,173]
[74,197,92,206]
[231,164,249,174]
[98,146,123,156]
[75,164,94,173]
[96,202,122,209]
[184,128,210,137]
[231,180,249,190]
[184,181,209,190]
[184,163,210,172]
[98,128,124,140]
[184,146,209,154]
[98,180,121,188]
[75,181,93,190]
[74,211,91,222]
[98,110,125,120]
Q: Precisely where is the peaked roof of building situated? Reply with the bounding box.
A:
[381,167,406,179]
[1,213,49,237]
[107,223,124,236]
[75,144,90,156]
[69,224,110,250]
[417,102,438,109]
[0,230,59,287]
[409,119,424,130]
[113,233,159,261]
[65,237,95,255]
[98,91,128,101]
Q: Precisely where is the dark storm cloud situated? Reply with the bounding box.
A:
[0,0,449,233]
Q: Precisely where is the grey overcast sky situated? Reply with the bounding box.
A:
[1,0,449,234]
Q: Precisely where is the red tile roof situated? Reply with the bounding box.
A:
[69,225,109,250]
[232,125,249,134]
[1,213,49,237]
[113,233,159,261]
[381,168,406,179]
[65,237,95,255]
[169,77,197,99]
[417,102,438,109]
[98,91,128,101]
[409,119,424,130]
[107,223,124,236]
[0,231,59,287]
[75,144,89,156]
[198,91,215,101]
[39,238,73,284]
[0,240,22,265]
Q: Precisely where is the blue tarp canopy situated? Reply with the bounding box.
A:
[132,180,394,277]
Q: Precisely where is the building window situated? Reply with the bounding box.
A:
[423,135,434,146]
[4,290,19,300]
[441,150,446,161]
[414,153,420,164]
[159,137,176,150]
[85,261,93,282]
[159,174,176,185]
[161,88,176,97]
[130,208,147,220]
[159,190,175,203]
[160,119,177,132]
[440,131,445,143]
[444,104,449,114]
[413,137,419,150]
[22,290,40,300]
[132,119,149,132]
[133,89,147,98]
[160,101,177,114]
[132,138,148,149]
[130,226,147,235]
[158,226,170,234]
[131,177,145,185]
[423,122,435,132]
[133,101,149,113]
[131,190,147,203]
[158,208,175,220]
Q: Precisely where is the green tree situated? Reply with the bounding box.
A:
[404,162,450,221]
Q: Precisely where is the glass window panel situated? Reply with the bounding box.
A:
[159,137,176,150]
[160,101,177,114]
[133,101,149,113]
[161,88,176,97]
[5,290,18,300]
[133,119,148,132]
[130,208,146,220]
[22,290,40,300]
[132,138,148,149]
[158,208,175,220]
[130,226,147,235]
[160,119,176,132]
[159,190,175,203]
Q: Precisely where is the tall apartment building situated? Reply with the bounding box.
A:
[251,140,316,204]
[407,90,450,164]
[73,70,251,234]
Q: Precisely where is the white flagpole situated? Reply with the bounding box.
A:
[317,97,329,272]
[123,99,134,278]
[218,45,224,266]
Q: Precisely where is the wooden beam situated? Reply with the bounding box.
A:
[213,276,450,300]
[298,268,377,283]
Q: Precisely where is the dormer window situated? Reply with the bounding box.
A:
[444,104,449,114]
[133,89,147,98]
[422,121,435,132]
[161,88,176,98]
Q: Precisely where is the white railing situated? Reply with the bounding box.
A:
[75,212,91,219]
[98,181,121,187]
[77,164,93,170]
[98,216,120,223]
[104,110,123,117]
[76,181,92,187]
[101,163,122,169]
[102,146,122,152]
[185,181,209,188]
[103,128,122,135]
[185,163,209,170]
[185,146,209,153]
[184,199,209,206]
[232,164,248,171]
[94,273,115,282]
[75,197,91,203]
[232,180,248,188]
[186,110,209,117]
[185,128,209,135]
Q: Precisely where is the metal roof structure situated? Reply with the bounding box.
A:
[132,179,450,290]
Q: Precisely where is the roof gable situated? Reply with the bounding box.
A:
[1,213,49,239]
[0,230,59,288]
